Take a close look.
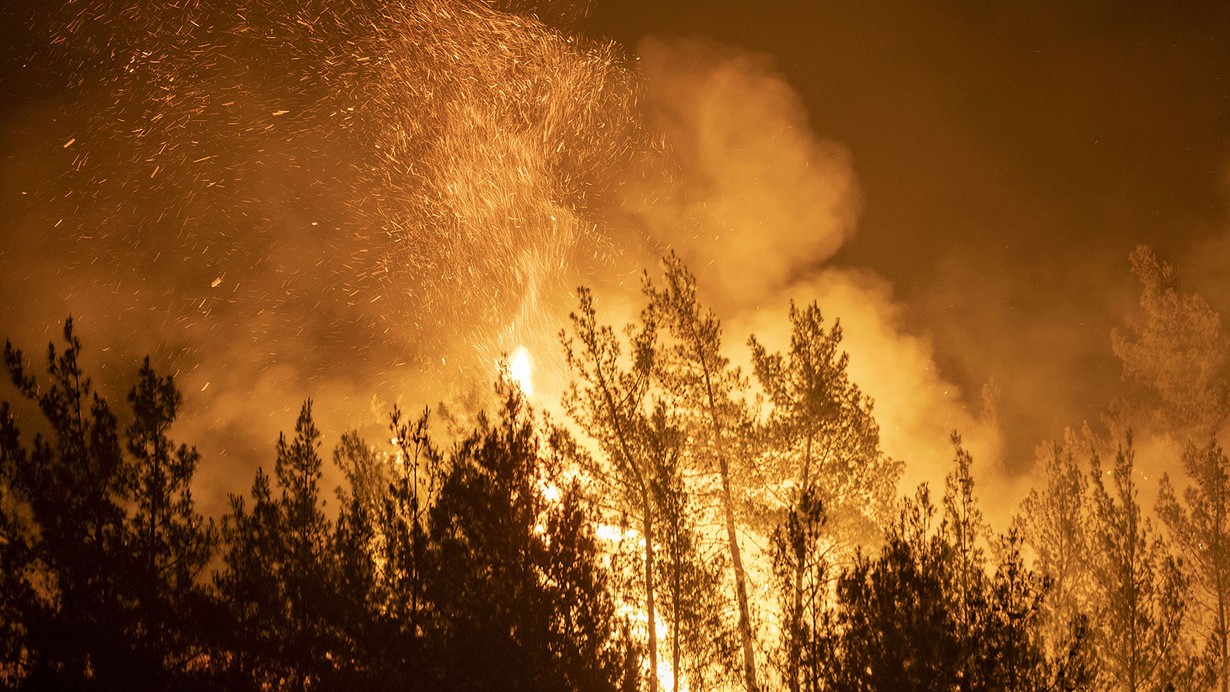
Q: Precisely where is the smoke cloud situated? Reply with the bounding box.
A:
[0,1,1017,521]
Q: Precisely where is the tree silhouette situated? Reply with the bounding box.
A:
[118,358,217,688]
[826,439,1075,691]
[216,401,341,689]
[1088,433,1191,690]
[650,253,761,692]
[1112,245,1230,434]
[425,385,637,691]
[750,300,900,691]
[1157,438,1230,691]
[562,284,665,691]
[1015,434,1096,666]
[0,320,215,689]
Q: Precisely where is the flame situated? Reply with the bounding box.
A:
[509,346,534,397]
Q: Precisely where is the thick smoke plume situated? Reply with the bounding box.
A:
[1,0,1005,516]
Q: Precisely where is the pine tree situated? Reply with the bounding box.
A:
[828,440,1068,691]
[330,431,389,688]
[562,284,663,691]
[942,435,992,687]
[749,300,900,691]
[216,401,339,689]
[425,385,636,691]
[0,320,218,689]
[1157,438,1230,691]
[830,484,961,691]
[216,467,287,686]
[649,253,760,692]
[1015,435,1095,663]
[1,320,130,688]
[1088,433,1190,690]
[120,358,216,687]
[767,487,829,692]
[1112,245,1229,434]
[651,405,737,692]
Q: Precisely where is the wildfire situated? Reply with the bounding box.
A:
[509,345,534,397]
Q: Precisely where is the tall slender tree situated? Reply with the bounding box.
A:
[1015,434,1096,665]
[749,300,900,690]
[1157,438,1230,691]
[562,285,664,691]
[651,404,737,692]
[217,402,339,689]
[650,253,760,692]
[120,358,216,686]
[1088,433,1190,690]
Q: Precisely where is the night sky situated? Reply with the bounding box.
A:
[584,0,1230,468]
[2,0,1229,512]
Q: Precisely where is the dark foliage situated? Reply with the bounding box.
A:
[822,442,1093,691]
[0,320,214,690]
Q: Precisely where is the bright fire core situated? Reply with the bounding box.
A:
[509,346,534,397]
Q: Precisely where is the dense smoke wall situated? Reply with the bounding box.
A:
[0,0,1010,516]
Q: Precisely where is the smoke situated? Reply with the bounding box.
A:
[615,38,1020,523]
[625,37,860,310]
[727,268,1020,523]
[0,1,1019,522]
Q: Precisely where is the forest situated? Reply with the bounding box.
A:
[1,248,1228,692]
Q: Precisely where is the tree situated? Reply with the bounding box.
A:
[119,358,217,687]
[0,319,129,688]
[649,253,760,692]
[1112,245,1229,434]
[425,384,637,691]
[749,300,901,691]
[767,488,829,692]
[330,431,391,688]
[1015,434,1096,668]
[0,320,217,689]
[216,401,340,689]
[827,439,1073,691]
[651,408,738,692]
[942,436,993,684]
[1157,438,1230,692]
[348,406,444,688]
[562,284,664,691]
[1088,433,1190,690]
[830,484,962,691]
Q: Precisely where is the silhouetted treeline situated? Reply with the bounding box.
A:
[0,320,637,691]
[2,248,1229,691]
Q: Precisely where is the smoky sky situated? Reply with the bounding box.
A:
[586,0,1230,468]
[2,0,1230,516]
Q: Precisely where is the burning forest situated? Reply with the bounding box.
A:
[2,0,1230,690]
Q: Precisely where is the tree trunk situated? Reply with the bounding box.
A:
[717,451,758,692]
[672,538,681,692]
[643,491,659,692]
[700,380,758,691]
[787,435,813,692]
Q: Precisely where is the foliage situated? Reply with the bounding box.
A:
[1015,435,1096,663]
[1156,438,1230,691]
[825,440,1087,691]
[1112,245,1230,433]
[0,320,215,690]
[649,252,762,692]
[6,246,1227,690]
[1088,434,1192,691]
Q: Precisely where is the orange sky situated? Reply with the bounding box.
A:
[1,0,1228,513]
